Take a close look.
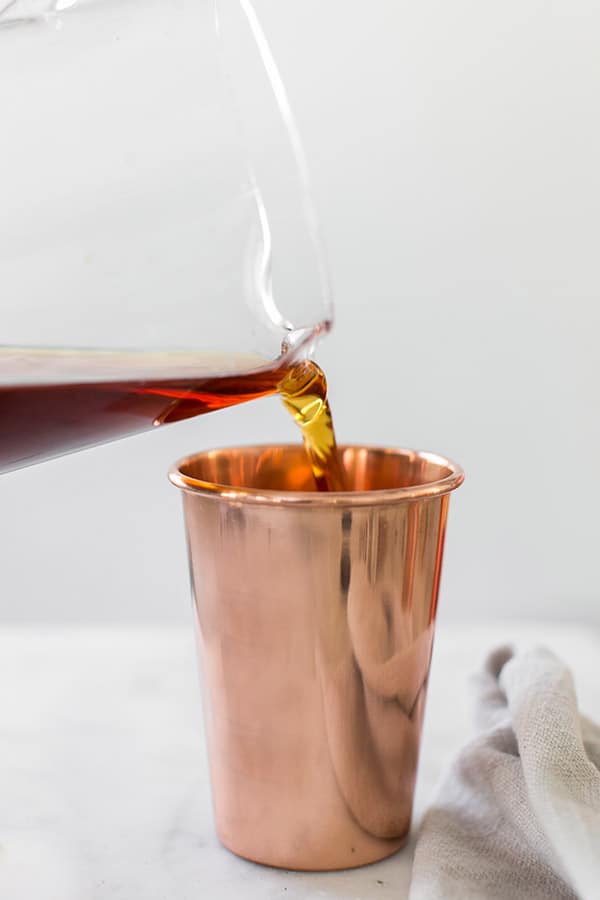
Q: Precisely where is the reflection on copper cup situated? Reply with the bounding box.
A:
[169,445,463,871]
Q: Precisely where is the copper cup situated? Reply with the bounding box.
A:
[169,444,463,871]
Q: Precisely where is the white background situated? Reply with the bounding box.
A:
[2,0,600,624]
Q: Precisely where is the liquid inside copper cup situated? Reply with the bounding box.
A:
[169,445,463,871]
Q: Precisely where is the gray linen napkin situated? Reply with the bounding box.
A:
[409,646,600,900]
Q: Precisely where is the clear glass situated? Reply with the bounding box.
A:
[0,0,332,471]
[0,0,331,362]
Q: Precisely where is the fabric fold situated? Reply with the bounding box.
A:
[409,646,600,900]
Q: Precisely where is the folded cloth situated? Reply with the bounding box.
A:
[409,646,600,900]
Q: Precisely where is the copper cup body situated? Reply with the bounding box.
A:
[169,445,463,871]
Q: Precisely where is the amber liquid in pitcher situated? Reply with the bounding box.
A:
[0,348,343,489]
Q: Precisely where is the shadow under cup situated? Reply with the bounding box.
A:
[169,445,463,871]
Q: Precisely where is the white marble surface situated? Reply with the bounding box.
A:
[0,622,598,899]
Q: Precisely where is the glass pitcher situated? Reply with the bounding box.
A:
[0,0,331,473]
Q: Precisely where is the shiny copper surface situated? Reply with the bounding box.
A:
[169,445,463,871]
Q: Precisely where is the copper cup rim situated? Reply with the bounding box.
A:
[168,443,464,507]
